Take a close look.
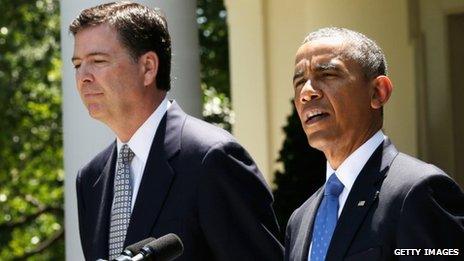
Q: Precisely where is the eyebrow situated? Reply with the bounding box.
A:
[293,61,340,83]
[293,69,304,83]
[313,62,339,72]
[71,52,109,63]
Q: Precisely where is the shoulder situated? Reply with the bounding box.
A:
[177,114,245,159]
[172,114,262,183]
[385,152,449,192]
[393,152,444,176]
[181,116,274,201]
[385,153,464,246]
[182,115,236,146]
[166,102,238,154]
[385,152,463,212]
[186,115,266,184]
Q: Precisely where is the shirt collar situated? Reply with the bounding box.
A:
[326,130,385,191]
[117,97,170,163]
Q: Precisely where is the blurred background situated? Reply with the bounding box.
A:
[0,0,463,260]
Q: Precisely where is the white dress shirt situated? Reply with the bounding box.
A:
[308,130,385,260]
[116,98,171,211]
[326,130,385,217]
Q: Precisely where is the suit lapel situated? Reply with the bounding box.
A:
[124,101,185,246]
[299,188,324,261]
[92,143,117,259]
[326,139,398,260]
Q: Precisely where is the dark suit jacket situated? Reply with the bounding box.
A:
[285,139,464,261]
[76,101,283,260]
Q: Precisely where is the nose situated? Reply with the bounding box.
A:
[299,79,322,103]
[76,64,94,85]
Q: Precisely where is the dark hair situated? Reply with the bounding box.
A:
[304,27,387,79]
[69,1,171,91]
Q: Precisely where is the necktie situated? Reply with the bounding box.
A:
[108,144,135,259]
[309,173,344,261]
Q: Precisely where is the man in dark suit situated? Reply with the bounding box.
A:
[285,27,464,260]
[70,2,283,260]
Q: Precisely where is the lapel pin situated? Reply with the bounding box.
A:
[357,201,366,207]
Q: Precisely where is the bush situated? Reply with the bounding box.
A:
[272,101,326,240]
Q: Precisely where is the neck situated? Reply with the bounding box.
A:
[113,114,151,143]
[109,94,166,143]
[325,122,381,170]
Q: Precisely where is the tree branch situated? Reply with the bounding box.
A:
[12,227,64,260]
[0,205,63,229]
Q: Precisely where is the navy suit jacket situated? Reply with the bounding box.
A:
[285,139,464,260]
[76,101,284,260]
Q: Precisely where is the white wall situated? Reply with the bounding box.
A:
[417,0,464,176]
[224,0,272,182]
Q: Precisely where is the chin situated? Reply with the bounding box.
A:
[306,131,330,152]
[87,108,104,120]
[86,103,102,117]
[88,112,100,120]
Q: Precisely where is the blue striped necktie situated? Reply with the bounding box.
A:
[309,173,344,261]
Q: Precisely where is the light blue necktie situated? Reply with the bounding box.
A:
[309,173,344,261]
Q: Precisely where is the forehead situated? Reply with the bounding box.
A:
[295,37,347,66]
[293,37,367,78]
[73,24,125,55]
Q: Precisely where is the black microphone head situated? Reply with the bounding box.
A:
[124,237,156,256]
[143,233,184,261]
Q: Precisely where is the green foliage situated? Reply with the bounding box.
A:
[197,0,233,131]
[201,83,234,131]
[272,101,326,240]
[0,0,63,260]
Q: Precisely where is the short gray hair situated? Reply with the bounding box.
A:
[304,27,387,79]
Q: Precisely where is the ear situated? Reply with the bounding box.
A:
[140,51,159,87]
[370,75,393,109]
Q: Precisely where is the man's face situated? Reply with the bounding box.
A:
[293,38,377,154]
[72,24,146,123]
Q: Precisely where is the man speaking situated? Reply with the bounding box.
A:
[285,27,464,260]
[70,2,283,260]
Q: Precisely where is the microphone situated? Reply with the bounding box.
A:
[131,233,183,261]
[113,237,156,260]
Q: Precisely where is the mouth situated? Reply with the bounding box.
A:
[304,109,329,125]
[83,92,103,99]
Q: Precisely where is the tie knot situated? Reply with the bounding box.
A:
[324,173,344,196]
[118,144,135,164]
